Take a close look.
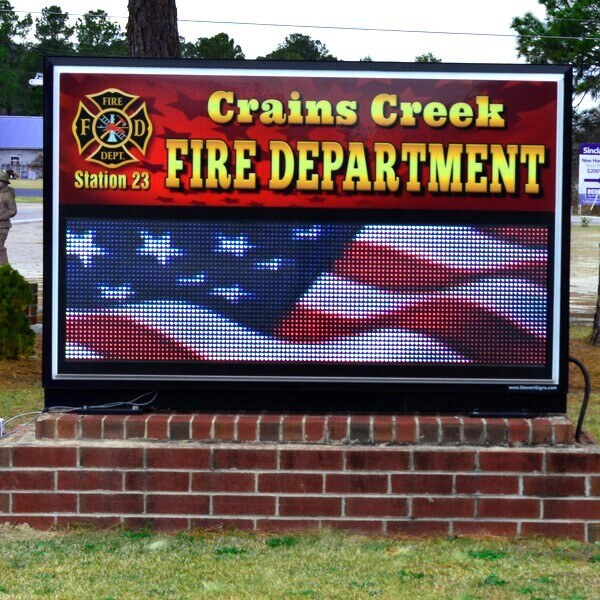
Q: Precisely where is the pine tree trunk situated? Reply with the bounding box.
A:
[127,0,180,58]
[592,244,600,345]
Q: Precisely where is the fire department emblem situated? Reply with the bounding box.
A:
[72,88,153,169]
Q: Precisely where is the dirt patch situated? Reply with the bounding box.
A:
[0,335,42,389]
[0,522,56,541]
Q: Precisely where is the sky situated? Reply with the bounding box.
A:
[10,0,547,64]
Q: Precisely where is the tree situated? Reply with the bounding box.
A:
[75,9,126,57]
[511,0,600,105]
[34,5,74,55]
[415,52,441,63]
[259,33,337,61]
[127,0,180,58]
[0,0,32,115]
[182,32,244,60]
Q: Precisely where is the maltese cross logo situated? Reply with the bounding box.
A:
[72,88,153,169]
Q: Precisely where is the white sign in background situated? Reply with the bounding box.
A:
[579,143,600,206]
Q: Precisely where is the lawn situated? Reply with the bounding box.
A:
[10,177,43,202]
[0,527,598,599]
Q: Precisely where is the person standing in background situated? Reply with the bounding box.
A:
[0,170,17,265]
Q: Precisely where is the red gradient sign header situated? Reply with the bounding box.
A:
[58,67,561,212]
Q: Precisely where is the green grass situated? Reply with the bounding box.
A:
[0,530,598,599]
[11,177,43,202]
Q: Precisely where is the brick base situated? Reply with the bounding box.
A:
[1,414,598,540]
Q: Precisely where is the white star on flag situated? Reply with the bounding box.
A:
[66,230,107,267]
[137,231,184,266]
[210,285,253,303]
[215,234,254,256]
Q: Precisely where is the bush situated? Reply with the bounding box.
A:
[0,264,34,359]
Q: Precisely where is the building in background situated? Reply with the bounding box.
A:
[0,116,43,179]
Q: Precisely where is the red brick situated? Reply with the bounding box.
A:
[462,418,485,445]
[304,416,326,442]
[553,420,574,445]
[125,414,147,439]
[455,475,519,495]
[349,416,371,443]
[280,448,343,471]
[213,414,236,441]
[1,516,55,530]
[322,520,384,534]
[485,418,508,445]
[522,475,586,497]
[191,517,255,531]
[508,419,530,445]
[169,415,192,440]
[521,521,585,541]
[327,416,348,442]
[259,415,281,442]
[345,448,410,472]
[57,470,122,491]
[326,474,387,494]
[125,471,189,492]
[546,452,600,474]
[0,447,10,467]
[440,417,461,444]
[146,447,210,470]
[12,492,77,514]
[543,499,600,520]
[56,414,80,439]
[80,493,143,514]
[279,496,341,517]
[146,415,169,440]
[13,446,77,468]
[214,448,277,470]
[413,497,474,518]
[281,415,303,442]
[36,417,56,440]
[258,473,322,494]
[413,450,475,472]
[391,474,453,495]
[56,516,121,529]
[591,477,600,496]
[0,492,9,512]
[478,450,543,472]
[80,447,143,469]
[478,498,540,519]
[454,521,518,537]
[418,416,440,444]
[191,472,255,493]
[80,415,103,439]
[257,519,319,532]
[123,517,190,531]
[386,520,450,536]
[531,418,552,444]
[146,494,209,515]
[1,470,55,494]
[213,495,275,516]
[373,416,394,444]
[346,497,408,517]
[395,417,417,444]
[103,415,125,440]
[236,415,259,442]
[191,414,213,440]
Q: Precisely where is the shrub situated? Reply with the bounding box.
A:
[0,264,34,359]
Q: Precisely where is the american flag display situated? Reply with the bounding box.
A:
[64,219,549,367]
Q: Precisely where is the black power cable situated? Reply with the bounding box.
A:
[569,356,591,443]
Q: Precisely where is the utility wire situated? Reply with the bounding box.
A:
[3,9,600,44]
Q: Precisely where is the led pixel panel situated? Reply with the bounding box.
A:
[63,220,549,367]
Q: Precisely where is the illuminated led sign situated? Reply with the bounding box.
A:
[43,58,571,413]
